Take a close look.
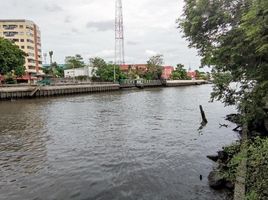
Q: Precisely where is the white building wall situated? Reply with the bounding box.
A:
[64,66,94,78]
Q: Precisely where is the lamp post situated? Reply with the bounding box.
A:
[72,63,75,83]
[114,64,116,83]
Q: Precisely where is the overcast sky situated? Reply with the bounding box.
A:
[1,0,202,69]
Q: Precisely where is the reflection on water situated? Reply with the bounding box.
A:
[0,85,237,200]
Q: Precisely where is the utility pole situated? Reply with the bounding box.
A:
[114,0,125,82]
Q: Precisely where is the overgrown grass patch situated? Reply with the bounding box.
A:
[246,137,268,200]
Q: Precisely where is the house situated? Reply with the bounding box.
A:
[187,71,197,80]
[161,66,174,80]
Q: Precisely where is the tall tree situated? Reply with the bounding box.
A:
[90,57,126,82]
[171,64,189,80]
[90,57,106,76]
[179,0,268,126]
[146,54,164,80]
[0,37,26,77]
[65,54,85,69]
[49,51,53,64]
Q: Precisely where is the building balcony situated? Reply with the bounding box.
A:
[2,25,18,30]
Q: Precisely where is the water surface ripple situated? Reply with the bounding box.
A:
[0,85,237,200]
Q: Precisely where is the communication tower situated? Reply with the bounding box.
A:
[115,0,125,66]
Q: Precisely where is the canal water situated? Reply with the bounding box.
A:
[0,85,238,200]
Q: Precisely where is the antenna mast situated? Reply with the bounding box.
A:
[115,0,125,65]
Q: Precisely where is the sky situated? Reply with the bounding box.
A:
[1,0,202,69]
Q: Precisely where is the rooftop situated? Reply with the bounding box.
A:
[0,19,35,23]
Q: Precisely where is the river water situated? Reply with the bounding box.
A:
[0,85,238,200]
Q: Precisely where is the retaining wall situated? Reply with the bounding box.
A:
[0,84,120,99]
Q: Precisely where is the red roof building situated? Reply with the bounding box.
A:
[161,66,174,80]
[187,71,197,79]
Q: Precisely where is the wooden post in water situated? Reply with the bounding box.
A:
[199,105,208,124]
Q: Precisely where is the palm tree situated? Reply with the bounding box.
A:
[49,51,53,65]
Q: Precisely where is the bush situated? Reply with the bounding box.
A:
[246,137,268,200]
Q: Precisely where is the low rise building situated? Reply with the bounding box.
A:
[161,66,174,80]
[64,66,93,78]
[120,64,174,79]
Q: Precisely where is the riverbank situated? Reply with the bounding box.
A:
[0,80,207,99]
[208,114,268,200]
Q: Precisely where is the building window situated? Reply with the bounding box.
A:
[27,46,34,50]
[27,53,35,57]
[3,25,18,30]
[26,32,34,37]
[26,26,34,31]
[19,25,24,28]
[3,32,18,37]
[28,66,36,70]
[27,59,35,64]
[20,39,24,42]
[21,46,25,49]
[26,39,34,43]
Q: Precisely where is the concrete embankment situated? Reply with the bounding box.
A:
[165,80,207,86]
[0,84,120,99]
[0,80,208,99]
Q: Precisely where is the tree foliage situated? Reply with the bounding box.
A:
[43,62,64,78]
[179,0,268,126]
[90,57,126,82]
[65,54,85,69]
[145,54,164,80]
[171,64,189,80]
[49,51,53,64]
[0,37,26,77]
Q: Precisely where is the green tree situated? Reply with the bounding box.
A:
[65,54,85,69]
[179,0,268,127]
[43,62,64,78]
[90,57,106,76]
[0,37,26,77]
[145,54,164,80]
[90,57,126,82]
[171,64,189,80]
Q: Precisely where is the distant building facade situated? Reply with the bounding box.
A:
[120,64,147,73]
[64,66,93,78]
[161,66,174,80]
[187,71,197,80]
[0,19,43,79]
[120,64,174,79]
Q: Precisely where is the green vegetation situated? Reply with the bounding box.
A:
[144,54,163,80]
[49,51,53,64]
[246,137,268,200]
[90,57,126,82]
[43,62,64,78]
[220,142,244,182]
[179,0,268,127]
[179,0,268,198]
[171,64,190,80]
[65,54,85,69]
[0,37,26,80]
[218,138,268,199]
